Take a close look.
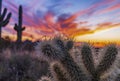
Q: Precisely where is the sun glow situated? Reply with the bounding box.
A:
[74,27,120,45]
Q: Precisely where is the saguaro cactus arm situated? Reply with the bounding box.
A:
[0,12,11,26]
[0,0,2,15]
[14,23,25,31]
[0,8,7,21]
[0,0,12,39]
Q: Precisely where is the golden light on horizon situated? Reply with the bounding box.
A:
[74,27,120,43]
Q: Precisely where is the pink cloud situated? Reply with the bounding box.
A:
[96,3,120,14]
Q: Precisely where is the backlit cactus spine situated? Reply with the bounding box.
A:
[14,5,25,43]
[36,37,119,81]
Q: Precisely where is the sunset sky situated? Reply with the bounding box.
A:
[1,0,120,43]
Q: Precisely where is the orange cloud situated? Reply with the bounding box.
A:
[96,22,120,31]
[73,22,120,37]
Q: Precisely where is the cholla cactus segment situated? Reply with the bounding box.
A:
[65,40,74,51]
[50,62,70,81]
[39,76,52,81]
[36,41,65,61]
[81,43,95,76]
[60,55,89,81]
[52,36,74,51]
[41,44,62,60]
[95,44,118,77]
[53,37,65,52]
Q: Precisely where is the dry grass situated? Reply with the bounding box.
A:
[0,49,49,81]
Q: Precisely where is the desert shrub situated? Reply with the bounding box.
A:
[0,50,49,81]
[0,38,36,52]
[0,38,12,51]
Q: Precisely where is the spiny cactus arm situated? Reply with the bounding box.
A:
[0,8,7,21]
[36,39,65,61]
[65,40,73,51]
[51,63,70,81]
[0,12,11,27]
[61,55,89,81]
[14,24,25,31]
[0,8,11,26]
[21,26,25,31]
[95,45,118,78]
[54,38,65,51]
[39,76,52,81]
[81,44,95,76]
[3,12,11,22]
[0,20,9,27]
[14,23,18,31]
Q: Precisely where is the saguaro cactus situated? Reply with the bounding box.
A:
[0,0,12,39]
[14,5,25,43]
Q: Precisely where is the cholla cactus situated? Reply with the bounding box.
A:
[50,62,70,81]
[35,40,65,62]
[53,38,88,81]
[81,43,95,78]
[36,37,119,81]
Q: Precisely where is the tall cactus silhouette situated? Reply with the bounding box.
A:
[0,0,12,39]
[14,5,25,43]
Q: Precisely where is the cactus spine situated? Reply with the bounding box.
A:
[14,5,25,43]
[36,37,119,81]
[81,44,95,77]
[0,0,12,39]
[39,76,52,81]
[94,45,118,81]
[51,63,70,81]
